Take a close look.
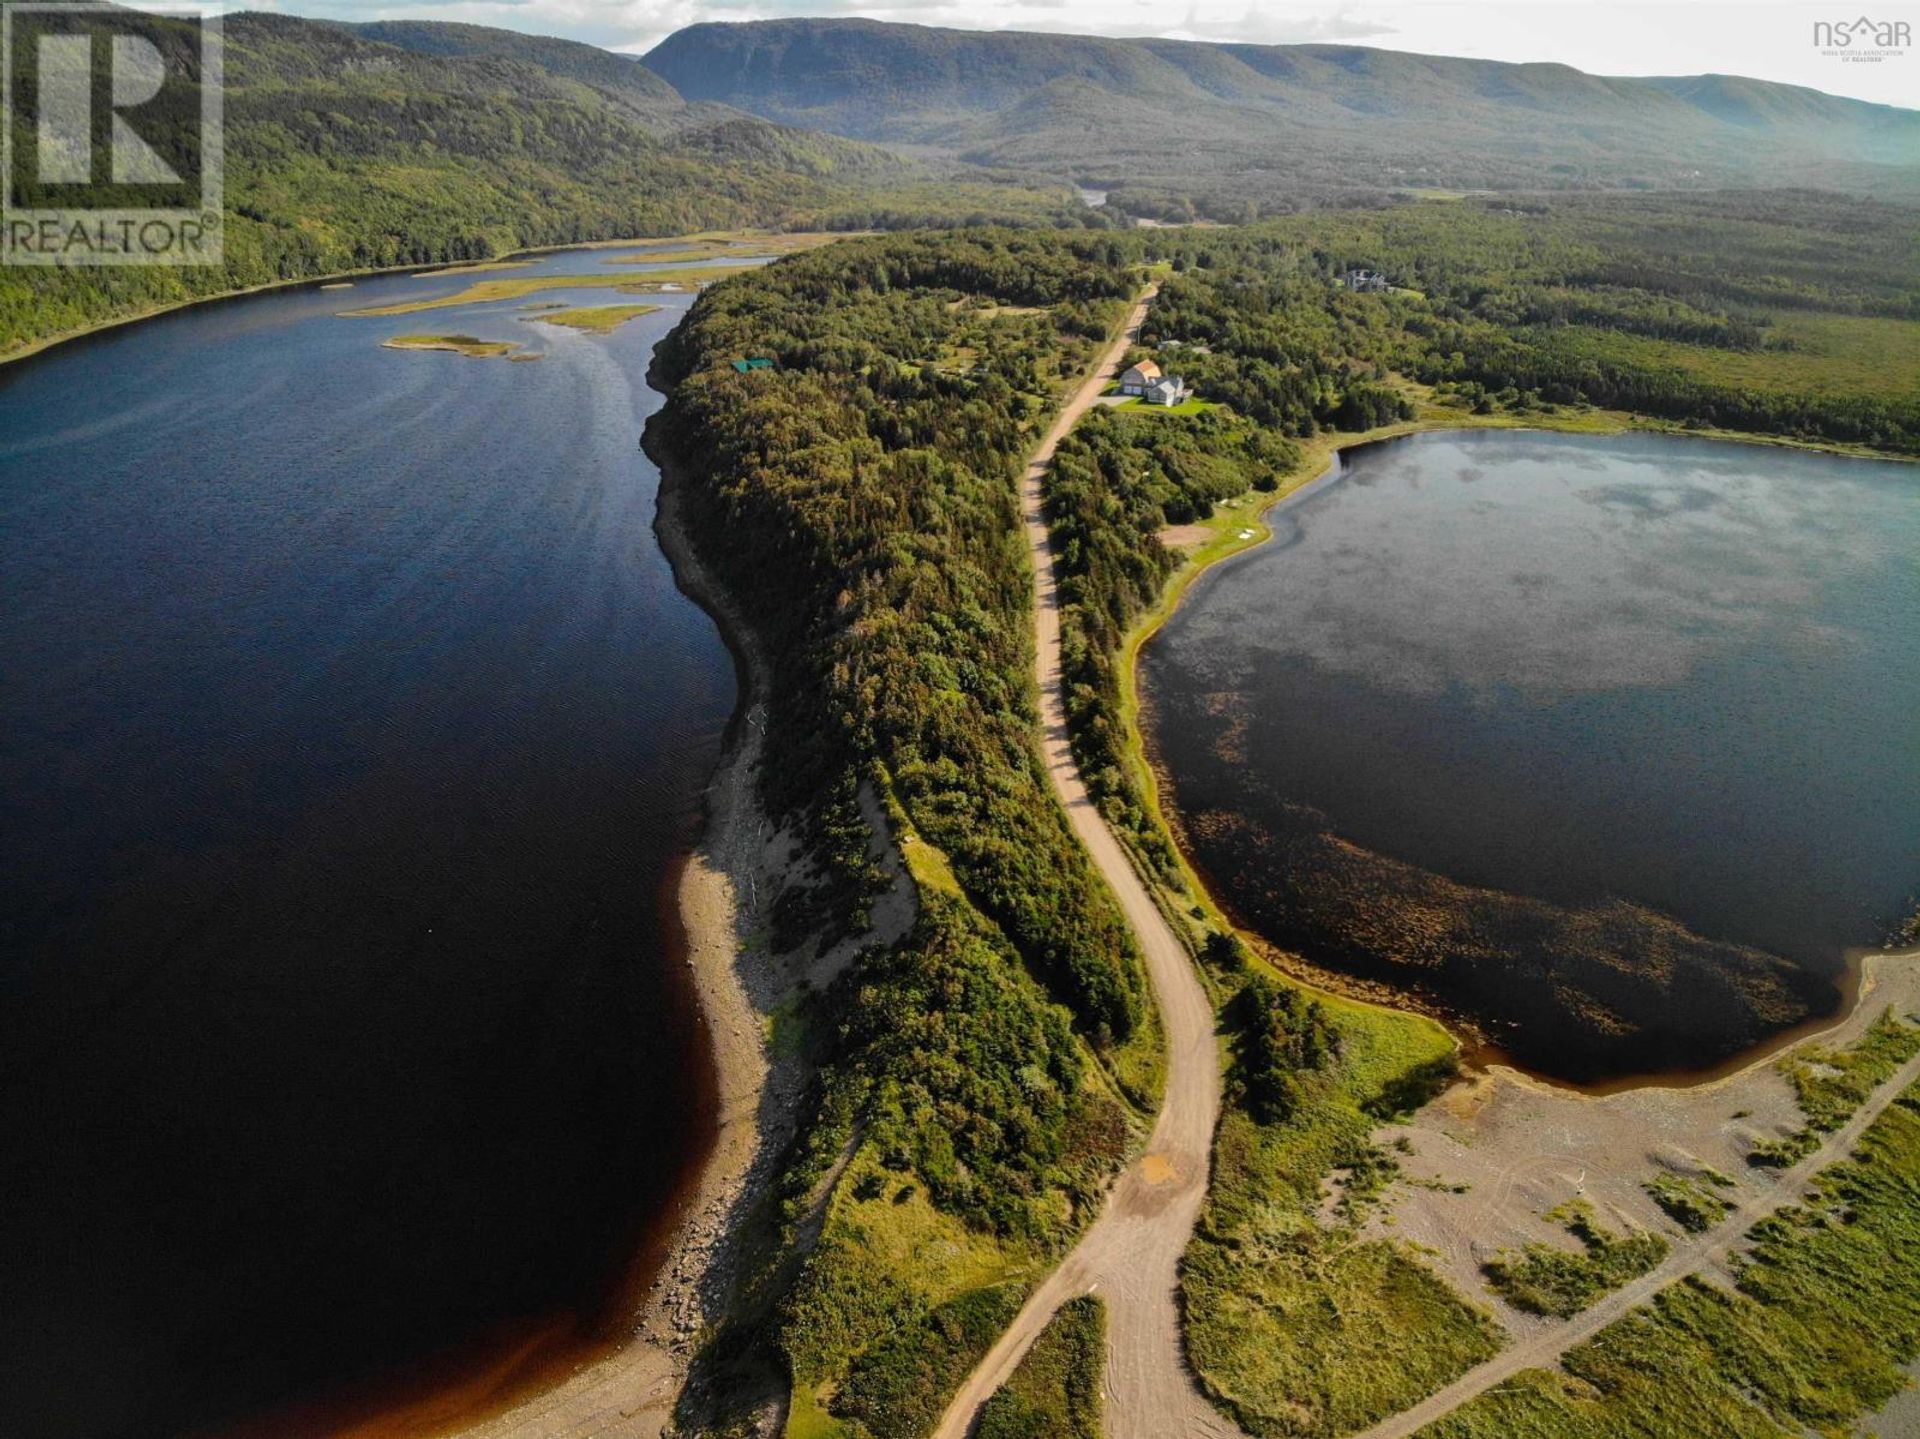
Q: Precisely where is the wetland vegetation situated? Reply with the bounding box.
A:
[382,333,526,357]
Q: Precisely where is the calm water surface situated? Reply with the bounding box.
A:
[0,252,737,1436]
[1145,429,1919,988]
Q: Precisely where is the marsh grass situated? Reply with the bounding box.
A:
[530,304,663,334]
[1750,1009,1920,1168]
[1482,1204,1669,1318]
[976,1295,1106,1439]
[381,333,519,358]
[346,268,753,317]
[1420,1080,1920,1439]
[1643,1170,1736,1234]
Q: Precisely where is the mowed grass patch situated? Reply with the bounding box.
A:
[977,1294,1105,1439]
[1419,1078,1920,1439]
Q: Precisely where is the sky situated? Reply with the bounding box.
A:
[246,0,1920,107]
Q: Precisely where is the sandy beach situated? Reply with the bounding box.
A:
[444,438,916,1439]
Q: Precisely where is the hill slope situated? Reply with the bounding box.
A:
[643,19,1920,216]
[1,13,1072,359]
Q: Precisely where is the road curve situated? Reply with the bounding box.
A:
[931,293,1245,1439]
[1356,1042,1920,1439]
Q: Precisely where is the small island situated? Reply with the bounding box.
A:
[529,304,662,334]
[381,333,532,360]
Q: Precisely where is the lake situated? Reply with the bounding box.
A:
[0,251,738,1435]
[1143,429,1920,1079]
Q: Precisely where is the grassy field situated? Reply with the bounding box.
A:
[1644,1170,1736,1233]
[1482,1204,1669,1318]
[1751,1009,1920,1167]
[1418,1075,1920,1439]
[1569,311,1920,402]
[529,304,663,333]
[975,1295,1105,1439]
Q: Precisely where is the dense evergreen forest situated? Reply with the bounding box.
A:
[647,231,1151,1434]
[0,12,1076,358]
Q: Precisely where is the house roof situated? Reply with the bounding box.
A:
[1126,359,1162,380]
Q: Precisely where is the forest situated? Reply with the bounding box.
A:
[647,229,1152,1434]
[637,192,1916,1433]
[0,12,1078,358]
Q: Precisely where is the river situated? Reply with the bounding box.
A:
[0,250,738,1435]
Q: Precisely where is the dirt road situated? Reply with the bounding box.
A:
[930,294,1245,1439]
[1356,1042,1920,1439]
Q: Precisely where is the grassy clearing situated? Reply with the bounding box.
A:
[1750,1009,1920,1168]
[343,266,755,317]
[1482,1203,1669,1318]
[1644,1170,1736,1234]
[1419,1077,1920,1439]
[1111,396,1222,415]
[1183,945,1496,1437]
[529,303,663,334]
[975,1295,1105,1439]
[1570,311,1920,402]
[381,333,521,358]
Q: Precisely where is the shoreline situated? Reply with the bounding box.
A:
[0,229,821,373]
[439,437,791,1439]
[1109,413,1918,1098]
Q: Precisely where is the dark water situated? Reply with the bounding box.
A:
[1145,429,1920,987]
[0,253,737,1436]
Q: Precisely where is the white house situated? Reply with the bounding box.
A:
[1143,375,1190,406]
[1339,269,1390,293]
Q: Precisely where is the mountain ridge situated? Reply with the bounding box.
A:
[642,18,1920,216]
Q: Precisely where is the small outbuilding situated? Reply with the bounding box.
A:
[730,356,775,373]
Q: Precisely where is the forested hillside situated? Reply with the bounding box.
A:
[644,19,1920,219]
[0,12,1075,359]
[647,229,1150,1435]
